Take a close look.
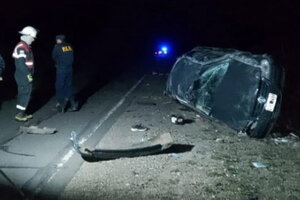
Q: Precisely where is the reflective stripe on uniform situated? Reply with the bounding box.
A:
[12,52,26,59]
[16,105,26,110]
[12,43,27,59]
[25,61,33,65]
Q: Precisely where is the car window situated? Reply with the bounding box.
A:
[192,62,229,115]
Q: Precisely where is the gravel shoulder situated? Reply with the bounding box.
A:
[59,74,300,200]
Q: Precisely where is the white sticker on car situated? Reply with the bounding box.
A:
[265,93,277,112]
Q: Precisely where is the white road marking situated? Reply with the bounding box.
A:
[79,75,145,145]
[34,75,145,194]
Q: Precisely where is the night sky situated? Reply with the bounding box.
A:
[0,0,299,131]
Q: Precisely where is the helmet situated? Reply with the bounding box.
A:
[19,26,38,38]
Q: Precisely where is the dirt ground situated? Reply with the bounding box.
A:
[59,74,300,200]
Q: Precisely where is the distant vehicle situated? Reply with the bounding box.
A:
[166,46,285,138]
[153,44,174,73]
[154,45,169,58]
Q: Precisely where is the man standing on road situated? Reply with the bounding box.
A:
[0,53,4,81]
[52,34,78,112]
[12,26,38,121]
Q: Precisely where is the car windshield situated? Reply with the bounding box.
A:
[192,62,229,115]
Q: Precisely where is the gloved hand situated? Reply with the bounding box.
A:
[27,74,33,82]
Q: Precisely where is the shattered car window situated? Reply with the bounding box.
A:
[192,62,229,115]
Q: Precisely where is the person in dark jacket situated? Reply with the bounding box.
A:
[12,26,38,121]
[52,34,78,112]
[0,53,4,81]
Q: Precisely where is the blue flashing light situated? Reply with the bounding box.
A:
[155,42,171,57]
[161,46,168,53]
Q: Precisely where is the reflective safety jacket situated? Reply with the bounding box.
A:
[52,42,74,69]
[12,41,34,83]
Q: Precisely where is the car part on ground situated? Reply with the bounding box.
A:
[166,46,285,138]
[70,131,173,161]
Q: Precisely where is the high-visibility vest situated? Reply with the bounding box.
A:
[12,41,34,69]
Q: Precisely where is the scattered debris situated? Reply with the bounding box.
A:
[271,132,299,145]
[171,115,184,125]
[289,132,299,139]
[252,162,267,168]
[168,153,181,158]
[270,132,286,138]
[19,126,57,134]
[215,138,224,143]
[70,131,173,161]
[131,124,148,132]
[171,115,194,125]
[238,131,247,137]
[273,138,289,144]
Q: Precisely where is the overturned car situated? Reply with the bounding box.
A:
[166,47,285,138]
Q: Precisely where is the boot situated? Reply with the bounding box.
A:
[25,112,33,119]
[55,102,65,113]
[68,100,78,112]
[15,112,28,122]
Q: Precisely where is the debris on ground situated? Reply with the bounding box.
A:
[168,153,181,158]
[70,131,173,161]
[270,132,300,145]
[273,137,289,144]
[238,131,247,137]
[131,124,148,132]
[252,162,267,168]
[61,75,299,200]
[215,138,224,143]
[171,115,194,125]
[289,132,299,139]
[171,115,184,125]
[19,126,57,134]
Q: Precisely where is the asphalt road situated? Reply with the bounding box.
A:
[0,71,143,200]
